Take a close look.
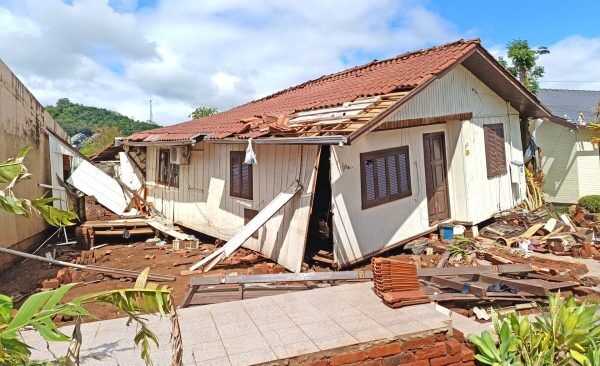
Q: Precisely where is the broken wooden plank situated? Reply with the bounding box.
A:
[436,251,451,268]
[188,270,373,286]
[189,184,301,272]
[148,220,196,241]
[417,264,532,277]
[477,273,578,296]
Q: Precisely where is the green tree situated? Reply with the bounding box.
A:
[79,126,122,156]
[189,106,218,119]
[498,39,549,93]
[46,99,159,137]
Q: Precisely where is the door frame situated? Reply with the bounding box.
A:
[422,131,451,225]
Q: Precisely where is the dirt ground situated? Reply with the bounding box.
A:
[0,240,284,323]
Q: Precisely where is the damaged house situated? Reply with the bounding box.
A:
[124,39,558,273]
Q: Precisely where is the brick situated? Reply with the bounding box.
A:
[402,361,429,366]
[308,360,329,366]
[462,361,475,366]
[56,268,72,284]
[367,343,402,358]
[382,355,401,366]
[460,346,474,362]
[41,278,60,289]
[401,336,436,351]
[430,352,461,366]
[415,344,446,360]
[434,333,447,342]
[330,351,366,365]
[349,360,381,366]
[445,339,461,355]
[451,329,465,343]
[397,352,417,363]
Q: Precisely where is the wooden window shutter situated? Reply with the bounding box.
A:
[230,151,253,199]
[361,146,412,209]
[484,124,507,178]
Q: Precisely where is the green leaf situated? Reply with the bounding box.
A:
[3,291,54,337]
[0,294,13,323]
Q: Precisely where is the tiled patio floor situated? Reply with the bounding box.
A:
[21,282,452,366]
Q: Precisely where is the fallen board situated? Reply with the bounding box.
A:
[148,220,196,241]
[417,264,532,277]
[189,184,301,272]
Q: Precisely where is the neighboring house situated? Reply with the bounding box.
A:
[125,39,556,272]
[0,59,72,269]
[536,89,600,204]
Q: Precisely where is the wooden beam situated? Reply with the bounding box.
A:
[374,113,473,132]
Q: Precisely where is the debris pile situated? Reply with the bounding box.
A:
[479,205,599,259]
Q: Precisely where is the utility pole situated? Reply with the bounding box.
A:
[149,99,153,124]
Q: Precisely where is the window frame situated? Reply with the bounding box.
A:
[230,151,253,200]
[360,146,412,210]
[483,123,507,178]
[157,148,179,187]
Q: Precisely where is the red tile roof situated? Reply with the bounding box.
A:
[128,39,479,142]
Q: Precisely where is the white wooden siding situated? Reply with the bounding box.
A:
[332,65,525,265]
[538,121,600,203]
[145,143,318,272]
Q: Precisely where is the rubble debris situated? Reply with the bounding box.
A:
[372,257,430,308]
[312,250,334,266]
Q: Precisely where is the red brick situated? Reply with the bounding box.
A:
[367,343,402,358]
[463,361,475,366]
[451,330,465,343]
[382,355,401,366]
[56,268,72,284]
[402,361,429,366]
[430,352,461,366]
[307,360,329,366]
[330,351,366,365]
[460,346,474,362]
[415,344,446,360]
[398,352,417,363]
[434,333,447,342]
[445,339,461,355]
[447,363,463,366]
[349,360,381,366]
[401,336,436,351]
[41,278,60,289]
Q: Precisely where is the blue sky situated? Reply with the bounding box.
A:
[429,1,600,47]
[0,0,599,125]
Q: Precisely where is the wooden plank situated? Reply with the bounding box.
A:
[417,264,532,277]
[477,273,578,296]
[429,276,487,298]
[189,270,373,286]
[148,220,196,241]
[190,183,301,272]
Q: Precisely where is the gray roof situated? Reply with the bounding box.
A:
[538,88,600,125]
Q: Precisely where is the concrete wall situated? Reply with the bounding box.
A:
[0,59,69,269]
[331,65,524,266]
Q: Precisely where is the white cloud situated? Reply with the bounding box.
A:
[538,36,600,91]
[0,0,462,127]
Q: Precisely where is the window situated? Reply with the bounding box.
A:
[360,146,411,209]
[230,151,253,199]
[483,124,507,178]
[157,149,179,187]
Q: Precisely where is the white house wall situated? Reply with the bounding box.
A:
[537,121,599,203]
[332,64,524,266]
[145,143,318,273]
[387,64,524,223]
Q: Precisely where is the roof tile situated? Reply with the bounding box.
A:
[129,39,479,142]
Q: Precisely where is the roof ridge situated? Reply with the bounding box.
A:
[189,38,480,122]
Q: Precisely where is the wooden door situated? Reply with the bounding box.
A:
[423,132,450,224]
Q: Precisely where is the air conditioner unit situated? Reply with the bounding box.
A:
[169,146,190,165]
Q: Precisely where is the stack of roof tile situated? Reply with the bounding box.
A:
[372,257,430,308]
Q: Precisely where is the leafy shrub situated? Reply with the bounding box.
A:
[579,195,600,213]
[468,292,600,366]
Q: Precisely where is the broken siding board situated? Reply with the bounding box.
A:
[190,183,302,271]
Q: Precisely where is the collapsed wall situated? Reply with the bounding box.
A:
[0,59,70,269]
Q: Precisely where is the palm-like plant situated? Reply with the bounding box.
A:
[468,293,600,366]
[0,147,77,226]
[0,268,180,366]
